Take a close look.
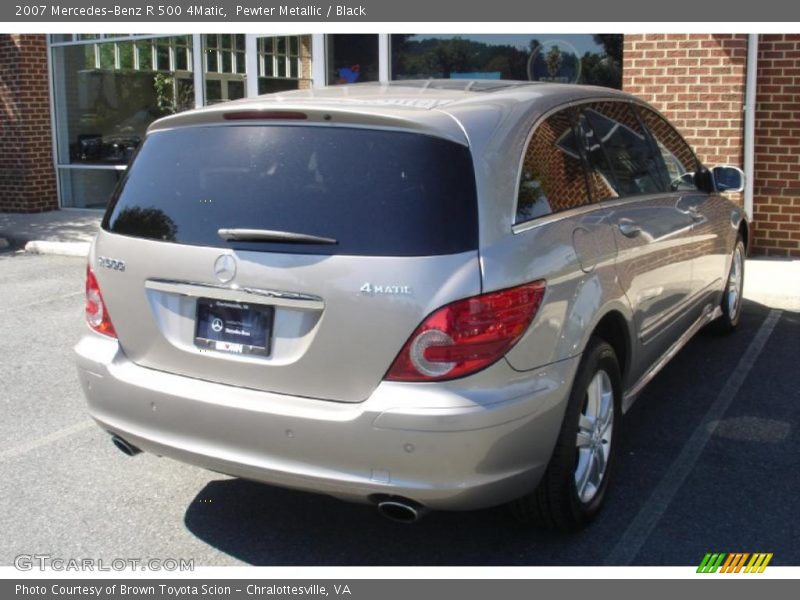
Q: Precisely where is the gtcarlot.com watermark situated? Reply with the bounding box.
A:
[14,554,194,572]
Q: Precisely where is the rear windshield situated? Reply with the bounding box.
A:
[103,124,478,256]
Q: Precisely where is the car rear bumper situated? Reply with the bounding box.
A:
[75,332,578,511]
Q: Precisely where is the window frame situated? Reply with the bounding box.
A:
[257,36,302,82]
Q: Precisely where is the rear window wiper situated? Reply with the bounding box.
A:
[218,228,338,245]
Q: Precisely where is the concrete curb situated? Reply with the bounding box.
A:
[24,240,90,258]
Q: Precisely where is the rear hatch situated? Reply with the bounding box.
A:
[93,116,481,402]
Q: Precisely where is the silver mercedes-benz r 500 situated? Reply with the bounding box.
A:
[76,80,748,530]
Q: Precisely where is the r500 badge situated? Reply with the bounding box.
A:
[97,256,125,272]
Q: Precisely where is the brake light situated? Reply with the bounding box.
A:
[85,266,117,338]
[385,281,546,382]
[223,110,308,120]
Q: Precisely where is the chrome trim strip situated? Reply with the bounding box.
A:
[512,203,606,233]
[145,279,324,311]
[511,192,670,235]
[622,304,722,413]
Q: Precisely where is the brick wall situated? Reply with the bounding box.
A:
[0,34,58,213]
[752,34,800,257]
[623,34,748,169]
[623,33,800,257]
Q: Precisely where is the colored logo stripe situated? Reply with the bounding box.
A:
[745,553,773,573]
[697,553,773,573]
[721,553,748,573]
[697,553,726,573]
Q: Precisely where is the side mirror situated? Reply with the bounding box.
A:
[712,165,745,193]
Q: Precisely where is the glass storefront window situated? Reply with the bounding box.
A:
[51,35,195,208]
[326,34,378,85]
[52,36,195,167]
[136,40,153,70]
[58,169,125,209]
[118,42,134,70]
[256,35,312,95]
[203,34,246,104]
[390,34,622,88]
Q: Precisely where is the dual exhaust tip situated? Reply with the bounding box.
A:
[111,435,425,523]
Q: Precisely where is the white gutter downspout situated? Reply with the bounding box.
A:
[743,34,758,220]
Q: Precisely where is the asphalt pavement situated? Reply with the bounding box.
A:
[0,251,797,567]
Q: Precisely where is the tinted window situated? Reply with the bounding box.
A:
[581,102,666,197]
[636,106,700,192]
[516,108,592,223]
[104,125,478,257]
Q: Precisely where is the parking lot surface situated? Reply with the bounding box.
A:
[1,252,797,566]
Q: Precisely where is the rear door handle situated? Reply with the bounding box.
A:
[618,220,642,238]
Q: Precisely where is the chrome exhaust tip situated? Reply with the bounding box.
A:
[376,498,426,523]
[111,435,142,457]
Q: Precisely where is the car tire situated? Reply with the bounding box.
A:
[511,336,622,531]
[711,235,745,334]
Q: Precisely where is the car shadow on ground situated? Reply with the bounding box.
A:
[185,479,548,566]
[183,300,798,566]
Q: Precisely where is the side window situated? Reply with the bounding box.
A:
[516,107,592,224]
[637,106,701,192]
[581,102,667,197]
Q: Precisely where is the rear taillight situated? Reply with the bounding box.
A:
[85,266,117,338]
[385,281,546,382]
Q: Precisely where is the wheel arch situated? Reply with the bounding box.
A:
[730,207,750,254]
[739,219,750,254]
[586,308,633,386]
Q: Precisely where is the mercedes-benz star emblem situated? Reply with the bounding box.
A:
[214,254,236,283]
[211,317,224,333]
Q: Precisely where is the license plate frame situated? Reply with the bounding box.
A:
[194,298,274,357]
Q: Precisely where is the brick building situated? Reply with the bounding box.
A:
[0,34,58,212]
[1,33,799,255]
[623,34,800,256]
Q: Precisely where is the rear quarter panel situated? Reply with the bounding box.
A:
[481,211,633,374]
[451,92,636,376]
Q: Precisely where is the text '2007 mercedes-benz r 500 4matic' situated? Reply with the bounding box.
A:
[76,80,748,530]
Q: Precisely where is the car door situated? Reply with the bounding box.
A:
[636,105,731,306]
[576,101,697,383]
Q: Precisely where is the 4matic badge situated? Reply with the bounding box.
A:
[359,283,413,296]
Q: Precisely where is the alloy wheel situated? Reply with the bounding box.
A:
[727,245,744,320]
[574,369,614,504]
